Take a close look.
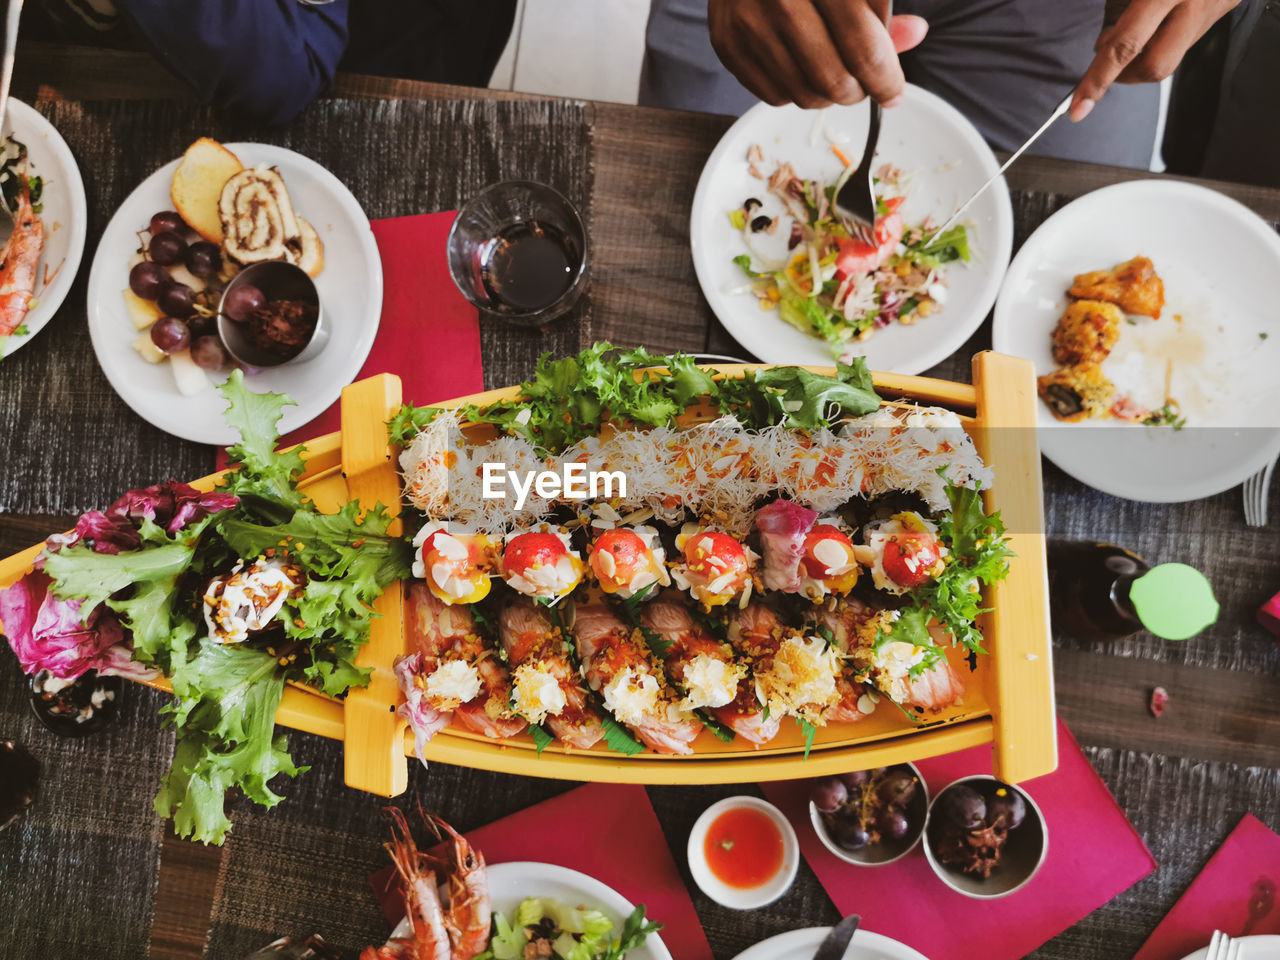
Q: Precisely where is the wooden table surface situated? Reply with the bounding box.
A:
[8,42,1280,960]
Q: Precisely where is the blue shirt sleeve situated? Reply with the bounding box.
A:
[117,0,350,125]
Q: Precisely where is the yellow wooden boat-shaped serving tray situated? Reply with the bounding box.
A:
[0,352,1055,798]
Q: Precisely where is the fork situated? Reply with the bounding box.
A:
[1243,452,1277,526]
[832,0,892,246]
[1206,929,1243,960]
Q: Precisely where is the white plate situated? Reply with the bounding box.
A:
[1179,935,1280,959]
[690,88,1013,374]
[391,861,672,960]
[731,926,930,960]
[992,179,1280,502]
[85,142,382,445]
[1,98,87,358]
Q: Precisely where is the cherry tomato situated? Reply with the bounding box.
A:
[590,529,650,587]
[504,531,569,575]
[882,532,942,588]
[685,532,746,572]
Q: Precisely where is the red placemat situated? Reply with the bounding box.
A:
[762,718,1156,959]
[218,210,482,464]
[1134,814,1280,960]
[370,783,712,960]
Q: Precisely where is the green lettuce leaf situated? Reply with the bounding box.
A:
[155,641,303,844]
[217,369,307,509]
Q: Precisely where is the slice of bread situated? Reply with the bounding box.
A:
[170,138,243,243]
[294,218,325,277]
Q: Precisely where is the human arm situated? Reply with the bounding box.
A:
[1071,0,1240,121]
[116,0,350,125]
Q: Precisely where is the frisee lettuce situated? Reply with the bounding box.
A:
[37,370,411,844]
[387,342,881,454]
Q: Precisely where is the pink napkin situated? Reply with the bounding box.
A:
[761,718,1156,959]
[370,783,713,960]
[1134,814,1280,960]
[218,210,483,462]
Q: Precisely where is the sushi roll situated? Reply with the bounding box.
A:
[571,603,701,755]
[755,498,818,594]
[412,520,496,606]
[854,511,946,595]
[797,521,861,600]
[586,521,670,600]
[641,598,746,714]
[501,523,585,604]
[669,524,759,609]
[498,598,605,749]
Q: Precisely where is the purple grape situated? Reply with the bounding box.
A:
[986,785,1027,830]
[148,231,187,266]
[837,770,870,790]
[149,211,186,236]
[190,335,229,371]
[876,770,919,808]
[223,283,266,323]
[184,241,222,279]
[939,785,987,831]
[828,813,871,851]
[809,777,848,814]
[878,808,911,841]
[129,261,168,300]
[149,317,190,355]
[157,282,196,319]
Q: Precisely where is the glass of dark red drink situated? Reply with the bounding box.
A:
[446,181,587,325]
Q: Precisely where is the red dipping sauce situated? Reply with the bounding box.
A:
[703,806,786,889]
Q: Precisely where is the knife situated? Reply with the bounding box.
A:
[813,913,861,960]
[927,90,1072,241]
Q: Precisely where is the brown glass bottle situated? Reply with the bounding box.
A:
[1048,541,1149,642]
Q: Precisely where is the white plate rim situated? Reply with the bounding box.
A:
[729,925,931,960]
[390,860,673,960]
[84,141,382,445]
[991,177,1280,503]
[1,97,88,357]
[689,85,1014,375]
[1178,934,1280,960]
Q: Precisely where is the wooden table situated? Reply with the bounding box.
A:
[7,42,1280,960]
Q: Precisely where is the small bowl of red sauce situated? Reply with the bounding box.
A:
[687,796,799,909]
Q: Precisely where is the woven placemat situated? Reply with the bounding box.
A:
[0,654,172,957]
[0,97,592,517]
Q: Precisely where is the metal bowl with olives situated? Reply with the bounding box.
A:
[807,762,929,866]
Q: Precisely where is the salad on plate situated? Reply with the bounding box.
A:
[729,151,970,362]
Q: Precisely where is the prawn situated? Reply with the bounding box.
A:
[363,808,491,960]
[423,812,491,959]
[0,167,44,337]
[361,807,452,960]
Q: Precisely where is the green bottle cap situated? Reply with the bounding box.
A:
[1130,563,1219,641]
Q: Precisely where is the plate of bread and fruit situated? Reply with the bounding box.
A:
[85,137,383,445]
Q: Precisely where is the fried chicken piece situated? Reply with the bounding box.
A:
[1068,256,1165,319]
[1051,299,1124,365]
[1037,363,1115,423]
